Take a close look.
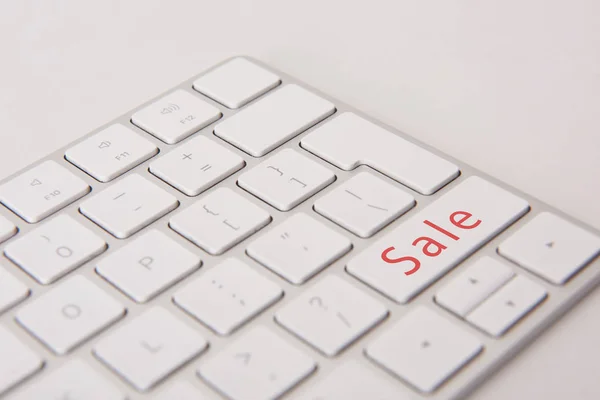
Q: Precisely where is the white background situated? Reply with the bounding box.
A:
[0,0,599,398]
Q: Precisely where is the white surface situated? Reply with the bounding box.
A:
[239,148,335,211]
[302,112,459,195]
[0,265,29,314]
[10,359,125,400]
[0,326,43,395]
[94,307,207,391]
[154,381,210,400]
[0,1,598,398]
[5,214,106,284]
[65,123,158,182]
[0,215,17,244]
[347,176,529,303]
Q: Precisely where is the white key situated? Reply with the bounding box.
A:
[0,160,90,223]
[80,174,179,239]
[65,124,158,182]
[174,258,282,335]
[498,212,600,284]
[193,57,281,109]
[199,326,316,400]
[366,306,482,393]
[94,307,207,391]
[276,275,387,356]
[247,213,351,284]
[0,326,43,395]
[298,360,408,400]
[0,214,17,243]
[170,187,270,255]
[149,135,245,196]
[214,84,335,157]
[11,359,125,400]
[466,275,547,337]
[301,112,460,195]
[5,215,107,284]
[96,229,201,303]
[314,171,415,238]
[238,149,335,211]
[435,256,515,317]
[347,176,529,303]
[0,265,29,314]
[132,89,222,144]
[153,381,210,400]
[16,275,125,354]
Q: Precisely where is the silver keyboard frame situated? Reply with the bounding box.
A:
[0,56,599,400]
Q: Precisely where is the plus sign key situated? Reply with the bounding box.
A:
[150,136,245,196]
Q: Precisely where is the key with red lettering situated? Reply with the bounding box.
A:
[346,176,529,303]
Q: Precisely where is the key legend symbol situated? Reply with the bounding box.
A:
[161,103,180,114]
[30,178,42,186]
[98,141,111,149]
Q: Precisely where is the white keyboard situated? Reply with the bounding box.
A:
[0,56,598,400]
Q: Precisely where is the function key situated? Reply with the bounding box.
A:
[0,160,90,223]
[65,124,158,182]
[132,89,221,144]
[193,57,281,109]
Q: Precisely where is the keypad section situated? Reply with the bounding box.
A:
[0,326,43,396]
[0,160,90,223]
[174,258,282,335]
[276,275,387,356]
[301,112,459,195]
[199,326,316,400]
[150,135,245,196]
[65,123,158,182]
[94,307,207,391]
[5,214,107,284]
[499,212,600,284]
[170,187,271,255]
[96,229,201,303]
[0,265,29,314]
[214,84,335,157]
[132,89,221,144]
[347,176,529,304]
[80,174,179,239]
[366,307,482,393]
[238,148,335,211]
[16,275,125,355]
[247,213,351,284]
[315,171,415,238]
[193,57,281,109]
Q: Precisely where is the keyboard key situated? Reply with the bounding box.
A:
[11,359,125,400]
[466,275,547,337]
[193,57,281,109]
[314,171,415,238]
[132,89,221,144]
[80,174,179,239]
[154,381,210,400]
[276,275,387,356]
[94,307,207,391]
[0,326,43,395]
[298,360,408,400]
[435,256,515,317]
[214,84,335,157]
[247,213,351,284]
[366,306,482,393]
[498,212,600,284]
[149,135,245,196]
[347,176,529,303]
[0,160,90,223]
[65,124,158,182]
[301,112,460,195]
[199,326,316,400]
[0,214,17,243]
[238,148,335,211]
[174,258,282,335]
[96,229,201,303]
[5,214,107,284]
[170,187,270,255]
[0,265,29,314]
[16,275,125,354]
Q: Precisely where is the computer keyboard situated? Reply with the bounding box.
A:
[0,56,598,400]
